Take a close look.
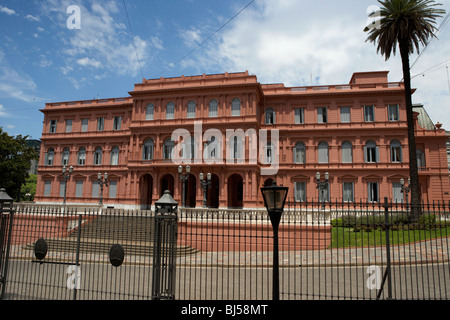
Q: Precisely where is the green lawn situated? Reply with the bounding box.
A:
[330,225,450,248]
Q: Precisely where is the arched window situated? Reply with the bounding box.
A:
[265,107,275,124]
[318,141,329,163]
[364,141,379,163]
[142,138,154,160]
[205,136,217,159]
[231,98,241,116]
[146,103,154,120]
[230,135,242,160]
[187,100,196,118]
[342,141,353,163]
[417,149,426,168]
[294,142,306,164]
[93,147,102,165]
[110,146,119,165]
[390,140,402,162]
[61,147,70,166]
[265,142,274,164]
[163,138,174,159]
[45,148,54,166]
[166,102,175,119]
[77,147,86,165]
[209,99,218,117]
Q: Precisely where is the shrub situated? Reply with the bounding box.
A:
[330,218,343,227]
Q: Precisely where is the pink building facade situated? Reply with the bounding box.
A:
[35,71,450,208]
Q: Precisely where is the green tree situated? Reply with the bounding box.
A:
[20,174,37,201]
[0,127,38,201]
[364,0,445,219]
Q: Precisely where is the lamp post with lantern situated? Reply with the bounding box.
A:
[178,165,190,207]
[316,172,329,210]
[97,172,108,206]
[200,172,211,207]
[0,188,14,299]
[400,178,411,208]
[260,181,288,301]
[62,165,73,205]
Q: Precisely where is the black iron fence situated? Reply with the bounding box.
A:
[1,198,449,300]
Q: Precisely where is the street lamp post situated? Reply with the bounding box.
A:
[178,165,190,207]
[316,172,329,210]
[199,172,211,207]
[97,172,108,206]
[400,178,411,208]
[152,190,178,300]
[62,165,73,205]
[260,181,288,301]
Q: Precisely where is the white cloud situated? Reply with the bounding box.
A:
[26,14,40,22]
[0,6,16,16]
[41,0,151,80]
[0,104,12,117]
[151,36,164,50]
[179,27,203,48]
[0,66,37,102]
[181,0,450,128]
[77,57,101,68]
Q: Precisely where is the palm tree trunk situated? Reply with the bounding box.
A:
[399,38,422,221]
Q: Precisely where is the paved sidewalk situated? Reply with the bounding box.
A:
[177,237,450,267]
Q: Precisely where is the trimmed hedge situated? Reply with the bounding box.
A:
[330,214,449,232]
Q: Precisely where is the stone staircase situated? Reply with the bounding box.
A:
[25,214,199,258]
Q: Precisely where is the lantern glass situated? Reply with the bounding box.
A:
[261,183,288,212]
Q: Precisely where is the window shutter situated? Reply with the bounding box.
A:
[109,181,117,199]
[92,181,99,198]
[376,147,380,162]
[76,181,83,198]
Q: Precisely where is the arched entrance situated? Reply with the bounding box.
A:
[227,174,243,208]
[185,174,196,208]
[140,174,153,209]
[207,174,220,208]
[160,174,175,197]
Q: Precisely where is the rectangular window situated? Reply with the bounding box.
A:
[368,182,379,202]
[81,118,88,132]
[294,182,306,202]
[364,105,375,122]
[319,184,330,202]
[92,181,99,198]
[44,180,52,197]
[49,120,57,133]
[209,100,218,117]
[392,183,403,203]
[187,102,196,118]
[317,107,327,123]
[109,181,117,199]
[113,116,122,130]
[59,181,66,197]
[75,180,83,198]
[340,107,351,123]
[343,182,354,202]
[65,119,72,133]
[166,103,175,119]
[97,117,105,131]
[388,104,399,121]
[295,108,304,124]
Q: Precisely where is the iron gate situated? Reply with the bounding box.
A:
[1,199,450,300]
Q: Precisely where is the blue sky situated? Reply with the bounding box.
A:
[0,0,449,140]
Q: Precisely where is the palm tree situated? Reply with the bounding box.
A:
[364,0,445,220]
